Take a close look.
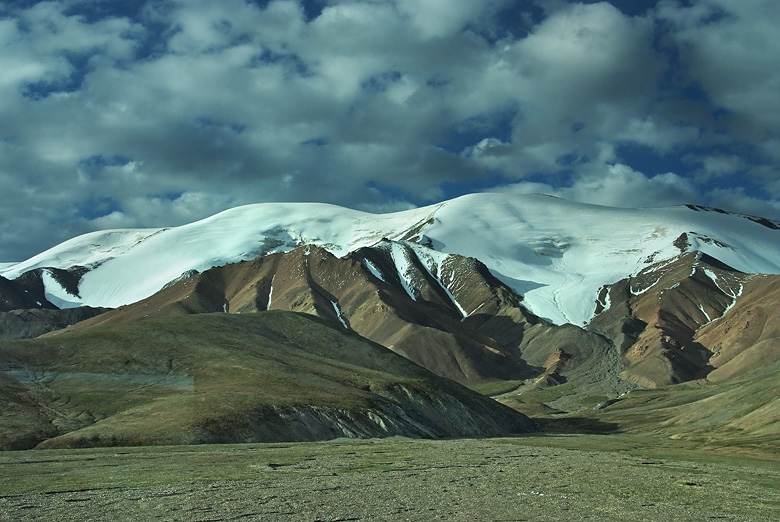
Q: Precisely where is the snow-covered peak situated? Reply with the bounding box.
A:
[3,193,780,326]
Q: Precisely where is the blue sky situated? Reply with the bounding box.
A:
[1,0,779,261]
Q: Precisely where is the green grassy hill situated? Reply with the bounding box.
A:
[0,310,536,449]
[496,360,780,454]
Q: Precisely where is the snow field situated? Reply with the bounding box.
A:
[4,193,780,326]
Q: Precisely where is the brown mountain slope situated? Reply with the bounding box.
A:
[589,359,780,446]
[0,311,538,450]
[64,243,627,403]
[68,244,532,383]
[587,252,751,388]
[695,274,780,382]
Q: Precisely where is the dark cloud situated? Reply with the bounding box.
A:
[0,0,778,261]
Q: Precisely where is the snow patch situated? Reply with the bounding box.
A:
[331,300,348,329]
[363,259,386,282]
[601,287,612,310]
[700,267,745,321]
[41,269,82,309]
[698,304,711,323]
[404,242,468,318]
[389,243,418,301]
[268,274,275,309]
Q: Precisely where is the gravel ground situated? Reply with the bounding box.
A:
[1,437,778,521]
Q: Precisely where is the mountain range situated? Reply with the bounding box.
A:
[2,193,780,448]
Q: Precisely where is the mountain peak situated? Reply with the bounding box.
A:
[3,193,780,326]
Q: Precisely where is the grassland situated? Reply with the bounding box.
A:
[0,311,534,449]
[0,434,778,521]
[3,310,780,520]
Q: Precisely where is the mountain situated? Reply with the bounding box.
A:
[2,193,780,432]
[0,272,107,340]
[63,242,628,405]
[0,311,537,450]
[5,194,780,326]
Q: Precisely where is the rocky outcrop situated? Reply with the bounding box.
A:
[0,307,108,339]
[34,385,538,449]
[0,273,54,312]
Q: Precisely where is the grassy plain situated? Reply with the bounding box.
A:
[1,434,778,521]
[3,311,779,520]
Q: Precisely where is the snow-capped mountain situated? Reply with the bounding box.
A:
[4,193,780,326]
[5,192,780,429]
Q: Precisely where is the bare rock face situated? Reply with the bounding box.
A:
[0,271,109,340]
[0,273,54,312]
[0,307,108,340]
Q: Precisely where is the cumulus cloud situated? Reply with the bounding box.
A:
[657,0,780,161]
[0,0,778,261]
[706,188,780,221]
[500,164,698,210]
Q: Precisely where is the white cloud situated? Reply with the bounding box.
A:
[499,164,698,210]
[658,0,780,148]
[0,0,779,261]
[459,2,665,174]
[621,117,701,154]
[560,165,697,209]
[394,0,504,39]
[706,188,780,220]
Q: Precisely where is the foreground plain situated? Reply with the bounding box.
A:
[1,434,779,521]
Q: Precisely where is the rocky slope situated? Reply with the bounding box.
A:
[0,307,107,340]
[0,271,108,339]
[0,273,54,312]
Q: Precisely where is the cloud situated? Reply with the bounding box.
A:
[562,166,698,209]
[0,0,779,261]
[463,2,665,173]
[658,0,780,151]
[706,187,780,221]
[500,164,697,210]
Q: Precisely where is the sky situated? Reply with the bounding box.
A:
[1,0,779,262]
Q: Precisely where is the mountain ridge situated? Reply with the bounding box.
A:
[3,193,780,444]
[4,193,780,327]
